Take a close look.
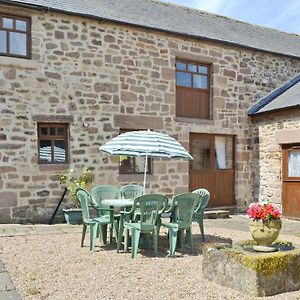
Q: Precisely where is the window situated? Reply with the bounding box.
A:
[119,129,152,175]
[176,59,211,119]
[38,123,69,164]
[0,14,30,58]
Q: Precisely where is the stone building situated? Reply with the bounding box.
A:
[0,0,300,223]
[249,75,300,219]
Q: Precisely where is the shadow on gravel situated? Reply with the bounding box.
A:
[89,233,232,258]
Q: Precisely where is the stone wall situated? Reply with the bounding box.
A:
[251,111,300,207]
[0,5,300,222]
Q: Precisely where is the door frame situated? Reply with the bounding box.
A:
[282,143,300,219]
[189,132,236,207]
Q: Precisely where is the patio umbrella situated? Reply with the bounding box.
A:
[99,130,193,194]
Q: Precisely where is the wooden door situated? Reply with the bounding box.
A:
[189,133,235,207]
[282,144,300,219]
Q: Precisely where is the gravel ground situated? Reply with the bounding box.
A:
[0,222,300,300]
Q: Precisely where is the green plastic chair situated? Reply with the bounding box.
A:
[120,184,144,222]
[192,189,210,242]
[117,194,168,259]
[120,184,144,199]
[91,185,120,242]
[76,188,115,252]
[91,185,120,212]
[161,193,199,256]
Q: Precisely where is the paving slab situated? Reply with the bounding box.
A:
[0,290,22,300]
[0,272,14,292]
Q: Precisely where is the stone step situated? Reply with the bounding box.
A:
[204,209,231,219]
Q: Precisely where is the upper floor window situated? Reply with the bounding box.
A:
[119,129,152,175]
[176,59,211,119]
[0,14,30,58]
[38,123,69,164]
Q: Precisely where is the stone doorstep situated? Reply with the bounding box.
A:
[204,210,230,219]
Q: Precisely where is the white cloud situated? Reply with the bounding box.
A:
[165,0,300,34]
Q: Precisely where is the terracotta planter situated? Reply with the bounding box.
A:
[62,208,82,225]
[249,219,282,246]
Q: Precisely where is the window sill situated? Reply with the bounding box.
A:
[0,56,38,69]
[174,116,214,125]
[38,164,69,172]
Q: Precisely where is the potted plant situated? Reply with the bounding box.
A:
[59,168,93,224]
[247,201,282,251]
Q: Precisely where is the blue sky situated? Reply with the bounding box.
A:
[164,0,300,34]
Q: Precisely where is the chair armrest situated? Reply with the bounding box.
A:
[120,210,132,215]
[163,197,175,214]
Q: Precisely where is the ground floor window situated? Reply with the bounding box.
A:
[119,129,152,174]
[37,123,68,164]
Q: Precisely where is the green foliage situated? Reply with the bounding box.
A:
[59,168,93,208]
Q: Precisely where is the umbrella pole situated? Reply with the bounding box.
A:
[143,154,148,195]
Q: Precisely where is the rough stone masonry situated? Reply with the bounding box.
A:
[0,3,300,222]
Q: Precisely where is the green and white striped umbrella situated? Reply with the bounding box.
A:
[99,130,193,193]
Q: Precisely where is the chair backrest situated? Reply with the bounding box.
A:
[131,194,168,231]
[120,184,143,199]
[171,193,199,229]
[192,189,210,211]
[76,188,91,224]
[91,185,120,206]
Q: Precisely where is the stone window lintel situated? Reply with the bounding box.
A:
[32,115,74,123]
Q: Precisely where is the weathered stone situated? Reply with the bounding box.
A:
[0,144,23,150]
[120,91,137,102]
[54,30,64,39]
[36,190,50,197]
[32,114,74,123]
[0,208,11,223]
[203,243,300,297]
[12,205,30,218]
[0,192,17,207]
[45,71,62,80]
[3,69,16,80]
[20,191,31,197]
[94,83,118,93]
[114,114,163,130]
[0,166,16,173]
[46,42,57,49]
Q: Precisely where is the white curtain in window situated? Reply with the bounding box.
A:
[215,136,226,169]
[288,151,300,177]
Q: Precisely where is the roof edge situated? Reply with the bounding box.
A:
[248,74,300,116]
[1,0,300,60]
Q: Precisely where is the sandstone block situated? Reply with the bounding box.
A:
[0,192,17,207]
[0,166,16,173]
[120,91,137,102]
[0,208,11,223]
[94,82,118,93]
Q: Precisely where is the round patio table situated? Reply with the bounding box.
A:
[101,198,134,208]
[101,199,134,243]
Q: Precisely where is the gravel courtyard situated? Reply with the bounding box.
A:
[1,215,300,300]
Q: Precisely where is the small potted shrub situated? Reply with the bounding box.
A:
[59,168,93,224]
